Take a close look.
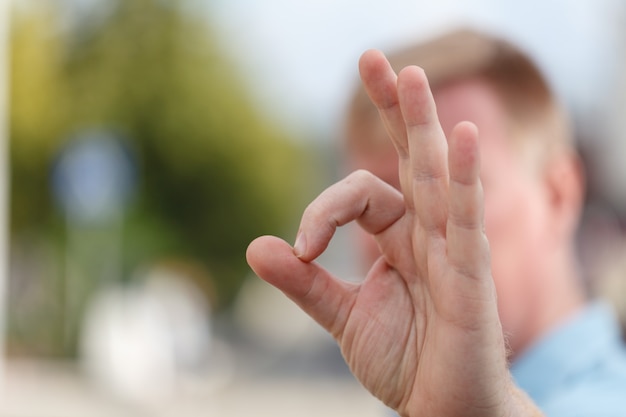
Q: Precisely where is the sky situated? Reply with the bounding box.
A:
[206,0,625,141]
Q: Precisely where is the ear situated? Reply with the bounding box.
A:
[543,149,586,239]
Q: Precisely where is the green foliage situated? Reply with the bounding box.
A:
[9,0,311,356]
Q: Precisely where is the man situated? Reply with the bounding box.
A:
[247,29,626,416]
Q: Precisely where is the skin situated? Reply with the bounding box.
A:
[436,79,585,356]
[246,50,555,416]
[347,76,586,358]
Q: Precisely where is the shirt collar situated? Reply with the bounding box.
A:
[510,302,623,404]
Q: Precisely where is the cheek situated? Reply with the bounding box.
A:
[483,173,547,259]
[485,184,546,272]
[484,180,547,328]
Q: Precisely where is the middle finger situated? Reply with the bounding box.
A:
[397,65,449,236]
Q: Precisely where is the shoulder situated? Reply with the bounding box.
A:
[518,303,626,417]
[541,347,626,417]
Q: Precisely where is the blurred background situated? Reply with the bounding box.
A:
[1,0,626,416]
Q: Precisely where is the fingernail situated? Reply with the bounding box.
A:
[293,233,306,258]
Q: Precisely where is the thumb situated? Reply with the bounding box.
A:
[246,235,356,338]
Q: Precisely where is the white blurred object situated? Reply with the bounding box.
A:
[234,276,331,352]
[79,270,214,406]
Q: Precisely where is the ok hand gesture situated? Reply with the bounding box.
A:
[247,50,541,417]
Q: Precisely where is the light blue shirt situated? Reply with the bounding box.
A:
[511,302,626,417]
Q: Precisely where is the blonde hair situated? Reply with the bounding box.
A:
[345,28,572,165]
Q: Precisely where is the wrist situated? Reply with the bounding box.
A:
[504,380,544,417]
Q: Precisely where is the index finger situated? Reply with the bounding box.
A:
[359,49,409,158]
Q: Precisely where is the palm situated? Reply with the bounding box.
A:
[338,207,501,415]
[340,258,423,410]
[247,50,510,417]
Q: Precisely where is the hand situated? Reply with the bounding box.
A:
[247,50,541,417]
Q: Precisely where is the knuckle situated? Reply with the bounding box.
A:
[346,169,377,184]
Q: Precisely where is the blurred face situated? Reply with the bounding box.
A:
[436,79,558,348]
[345,115,401,268]
[347,78,557,349]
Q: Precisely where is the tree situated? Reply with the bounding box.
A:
[9,0,311,356]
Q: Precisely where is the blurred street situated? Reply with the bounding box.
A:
[1,319,387,417]
[1,359,384,417]
[1,360,384,417]
[1,267,387,417]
